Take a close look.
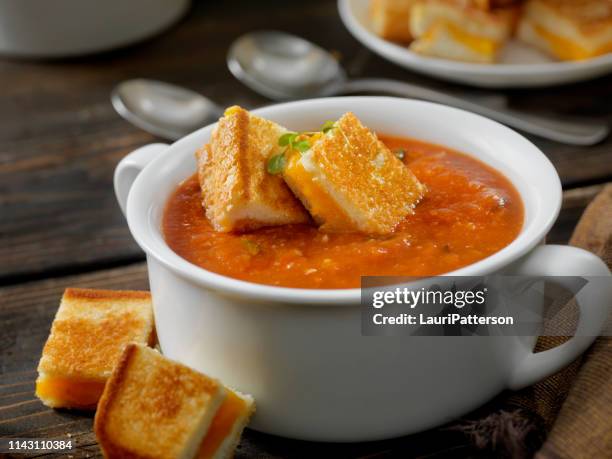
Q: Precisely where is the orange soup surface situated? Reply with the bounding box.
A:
[163,136,523,289]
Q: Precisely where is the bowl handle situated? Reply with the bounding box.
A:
[506,245,611,390]
[114,143,169,216]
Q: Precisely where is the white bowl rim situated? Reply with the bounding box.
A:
[125,97,562,306]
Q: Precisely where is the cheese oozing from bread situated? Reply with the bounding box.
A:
[282,112,425,234]
[197,106,309,232]
[36,288,155,410]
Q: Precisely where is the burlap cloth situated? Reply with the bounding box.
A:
[451,184,612,459]
[529,184,611,459]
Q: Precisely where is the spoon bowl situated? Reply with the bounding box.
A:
[111,79,223,140]
[227,30,346,100]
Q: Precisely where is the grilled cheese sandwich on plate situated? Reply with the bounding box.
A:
[517,0,612,61]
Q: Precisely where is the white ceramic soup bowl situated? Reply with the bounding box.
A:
[115,97,611,442]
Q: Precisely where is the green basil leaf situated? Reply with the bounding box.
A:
[278,132,297,147]
[295,140,311,152]
[267,153,286,174]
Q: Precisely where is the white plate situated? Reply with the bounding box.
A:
[338,0,612,88]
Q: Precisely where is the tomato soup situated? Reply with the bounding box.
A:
[163,136,523,289]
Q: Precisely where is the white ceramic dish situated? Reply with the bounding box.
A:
[338,0,612,88]
[115,97,611,441]
[0,0,190,58]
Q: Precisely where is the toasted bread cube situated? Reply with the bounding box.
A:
[517,0,612,61]
[370,0,416,42]
[35,288,154,410]
[410,0,519,63]
[197,106,309,232]
[282,112,425,234]
[95,344,254,459]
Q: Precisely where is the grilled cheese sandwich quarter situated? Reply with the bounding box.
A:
[282,112,425,234]
[197,106,309,232]
[518,0,612,61]
[36,288,155,410]
[94,344,255,459]
[410,0,519,63]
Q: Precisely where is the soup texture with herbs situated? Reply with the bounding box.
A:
[163,135,524,289]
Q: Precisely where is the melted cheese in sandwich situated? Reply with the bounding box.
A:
[36,376,106,408]
[284,152,354,230]
[532,23,612,60]
[423,20,500,57]
[197,390,248,459]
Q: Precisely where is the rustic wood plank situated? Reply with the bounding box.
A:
[0,0,611,281]
[0,184,606,458]
[0,262,465,459]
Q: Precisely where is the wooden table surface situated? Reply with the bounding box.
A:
[1,1,611,457]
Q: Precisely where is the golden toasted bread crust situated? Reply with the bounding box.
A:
[415,0,519,21]
[197,106,309,232]
[37,288,154,382]
[296,112,425,234]
[63,288,151,301]
[95,344,225,459]
[411,0,519,40]
[370,0,415,42]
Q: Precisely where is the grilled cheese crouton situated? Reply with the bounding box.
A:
[36,288,154,410]
[517,0,612,61]
[197,106,309,232]
[95,344,225,459]
[410,0,519,62]
[95,344,254,459]
[282,112,425,234]
[370,0,416,42]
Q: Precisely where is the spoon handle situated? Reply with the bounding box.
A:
[339,78,608,146]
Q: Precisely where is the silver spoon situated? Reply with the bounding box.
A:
[227,30,609,146]
[111,79,223,140]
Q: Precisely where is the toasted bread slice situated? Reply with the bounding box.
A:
[410,0,519,62]
[95,344,226,459]
[95,344,255,459]
[35,288,154,409]
[370,0,416,42]
[197,106,309,232]
[518,0,612,61]
[196,389,255,459]
[282,112,425,234]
